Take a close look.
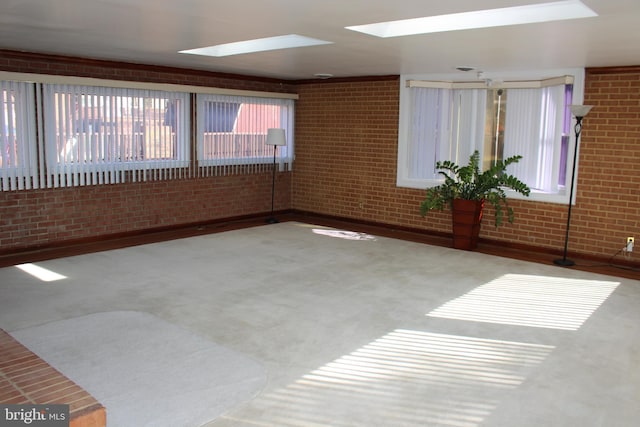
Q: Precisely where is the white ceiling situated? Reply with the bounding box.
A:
[1,0,639,81]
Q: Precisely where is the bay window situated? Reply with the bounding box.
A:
[397,68,585,204]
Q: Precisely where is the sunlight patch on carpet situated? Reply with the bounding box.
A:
[12,311,266,427]
[427,274,620,330]
[312,228,377,241]
[15,263,67,282]
[222,329,553,427]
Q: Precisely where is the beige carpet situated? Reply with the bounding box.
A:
[1,222,639,426]
[12,311,266,427]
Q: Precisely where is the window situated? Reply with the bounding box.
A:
[0,80,38,190]
[197,94,294,174]
[0,72,298,191]
[42,84,189,186]
[397,68,585,204]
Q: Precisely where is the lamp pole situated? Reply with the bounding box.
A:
[554,105,592,266]
[264,128,286,224]
[266,144,278,224]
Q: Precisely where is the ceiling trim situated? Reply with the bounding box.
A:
[407,75,574,89]
[0,49,296,85]
[0,70,299,99]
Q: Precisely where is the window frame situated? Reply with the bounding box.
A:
[0,71,298,190]
[397,68,586,205]
[42,84,191,176]
[196,93,295,170]
[0,80,39,190]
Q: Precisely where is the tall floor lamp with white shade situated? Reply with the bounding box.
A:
[265,128,286,224]
[554,104,593,266]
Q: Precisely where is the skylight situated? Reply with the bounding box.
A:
[345,0,597,38]
[180,34,332,57]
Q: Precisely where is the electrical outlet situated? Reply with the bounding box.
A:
[626,237,634,252]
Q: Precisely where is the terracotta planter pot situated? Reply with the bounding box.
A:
[451,199,484,250]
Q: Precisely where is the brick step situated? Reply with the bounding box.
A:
[0,329,106,427]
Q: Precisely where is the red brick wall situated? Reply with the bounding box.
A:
[1,49,638,264]
[573,68,640,257]
[293,71,639,263]
[0,174,290,250]
[0,51,293,251]
[293,78,405,223]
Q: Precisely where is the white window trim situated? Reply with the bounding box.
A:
[0,81,39,190]
[397,68,586,205]
[1,71,298,189]
[196,94,295,172]
[0,71,299,100]
[41,83,191,188]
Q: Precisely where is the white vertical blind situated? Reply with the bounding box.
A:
[1,73,297,191]
[504,85,566,192]
[450,89,487,164]
[408,87,449,180]
[539,85,565,192]
[196,93,294,176]
[408,87,486,180]
[503,89,542,188]
[0,81,38,190]
[42,84,189,187]
[406,78,570,194]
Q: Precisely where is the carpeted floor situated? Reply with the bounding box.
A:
[1,221,639,426]
[11,311,266,427]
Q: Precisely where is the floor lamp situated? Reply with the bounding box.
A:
[554,104,593,267]
[265,128,286,224]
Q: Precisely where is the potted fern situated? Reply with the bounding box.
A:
[419,150,531,250]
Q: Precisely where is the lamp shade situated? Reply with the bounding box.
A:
[570,105,593,118]
[265,128,286,146]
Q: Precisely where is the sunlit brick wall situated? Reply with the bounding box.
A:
[2,48,638,263]
[566,68,640,258]
[293,70,639,263]
[0,50,294,252]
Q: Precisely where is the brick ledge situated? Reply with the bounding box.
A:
[0,329,106,427]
